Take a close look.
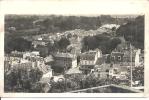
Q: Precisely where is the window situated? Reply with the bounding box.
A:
[118,56,121,60]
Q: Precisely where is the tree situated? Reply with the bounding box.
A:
[4,67,43,92]
[4,69,18,91]
[81,34,121,54]
[5,36,32,53]
[132,66,144,86]
[35,45,49,57]
[116,16,144,49]
[58,37,70,52]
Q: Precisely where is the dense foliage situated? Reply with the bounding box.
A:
[81,34,121,54]
[4,67,43,92]
[116,16,144,49]
[5,35,32,53]
[5,15,132,35]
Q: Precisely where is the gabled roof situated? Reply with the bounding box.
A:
[80,50,97,60]
[80,54,96,60]
[66,67,82,75]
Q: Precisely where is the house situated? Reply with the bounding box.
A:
[110,41,142,67]
[23,51,40,59]
[66,67,82,76]
[110,52,124,63]
[11,61,33,71]
[32,40,48,48]
[79,49,102,74]
[44,55,54,64]
[10,51,24,58]
[5,51,28,65]
[135,49,141,67]
[41,65,53,78]
[93,63,111,79]
[53,52,77,70]
[109,65,128,80]
[100,24,120,30]
[67,44,81,55]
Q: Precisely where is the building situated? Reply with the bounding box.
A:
[100,24,120,30]
[32,40,48,48]
[109,64,128,80]
[79,49,102,74]
[44,55,54,64]
[41,65,53,78]
[53,52,77,70]
[110,52,124,63]
[9,51,25,58]
[5,51,28,66]
[93,63,111,79]
[66,67,82,76]
[110,42,142,67]
[23,51,40,59]
[11,61,33,71]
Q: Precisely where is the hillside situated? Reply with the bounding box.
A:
[5,15,133,36]
[116,15,144,49]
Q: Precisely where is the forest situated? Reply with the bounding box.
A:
[4,15,144,54]
[81,15,144,53]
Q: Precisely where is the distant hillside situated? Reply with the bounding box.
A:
[5,15,135,36]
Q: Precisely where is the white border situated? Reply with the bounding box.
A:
[0,0,149,97]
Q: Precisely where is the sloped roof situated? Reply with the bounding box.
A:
[44,55,54,63]
[80,54,96,60]
[66,67,82,75]
[80,51,97,60]
[54,52,76,59]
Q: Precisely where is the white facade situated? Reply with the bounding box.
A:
[72,59,77,68]
[109,68,127,80]
[80,49,102,66]
[135,49,141,67]
[42,70,53,78]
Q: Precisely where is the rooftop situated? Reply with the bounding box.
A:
[80,50,98,60]
[66,67,82,75]
[54,52,76,59]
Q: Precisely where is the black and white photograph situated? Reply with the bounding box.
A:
[4,14,144,93]
[0,0,149,98]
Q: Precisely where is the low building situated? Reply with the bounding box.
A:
[23,51,40,59]
[110,42,142,67]
[110,52,124,63]
[11,61,33,70]
[42,65,53,78]
[44,55,54,64]
[66,67,82,76]
[9,51,25,58]
[79,49,102,74]
[32,40,48,48]
[53,52,77,70]
[109,64,128,80]
[100,24,120,30]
